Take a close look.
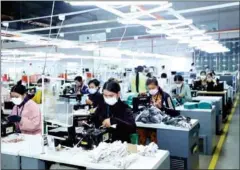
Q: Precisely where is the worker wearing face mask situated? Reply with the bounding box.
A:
[8,84,41,134]
[86,79,104,108]
[138,78,175,145]
[147,78,175,110]
[206,73,217,87]
[172,75,192,104]
[32,78,50,104]
[93,80,136,142]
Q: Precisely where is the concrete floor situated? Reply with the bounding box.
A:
[199,103,240,169]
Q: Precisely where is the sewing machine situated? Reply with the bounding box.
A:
[1,112,15,137]
[132,96,151,113]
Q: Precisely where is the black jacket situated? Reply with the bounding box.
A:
[93,100,136,142]
[88,92,104,108]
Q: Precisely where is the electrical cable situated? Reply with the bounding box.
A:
[42,0,55,75]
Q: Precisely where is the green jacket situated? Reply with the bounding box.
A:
[131,73,147,93]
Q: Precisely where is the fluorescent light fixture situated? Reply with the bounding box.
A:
[67,1,169,6]
[118,19,192,25]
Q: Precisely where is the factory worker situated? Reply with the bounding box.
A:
[32,78,50,104]
[172,75,192,103]
[74,76,89,95]
[199,71,208,86]
[147,78,175,110]
[8,84,41,135]
[138,78,174,145]
[207,72,217,86]
[86,79,104,108]
[131,66,148,94]
[93,80,136,142]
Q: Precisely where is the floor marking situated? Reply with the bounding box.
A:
[208,95,239,170]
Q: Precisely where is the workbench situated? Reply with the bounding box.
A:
[1,134,170,170]
[176,105,216,155]
[136,119,200,170]
[197,90,228,122]
[192,96,223,135]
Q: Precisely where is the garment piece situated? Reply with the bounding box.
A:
[11,100,41,135]
[93,100,136,142]
[32,90,42,104]
[138,142,158,156]
[136,106,192,128]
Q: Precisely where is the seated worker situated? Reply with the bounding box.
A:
[147,78,175,110]
[206,72,218,89]
[193,71,208,90]
[32,78,50,104]
[138,78,175,145]
[8,84,41,135]
[93,80,136,142]
[172,75,192,104]
[74,76,89,95]
[86,79,104,108]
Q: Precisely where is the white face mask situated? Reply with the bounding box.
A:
[89,88,97,94]
[104,96,118,106]
[176,84,182,88]
[200,75,206,80]
[149,88,158,96]
[11,97,23,105]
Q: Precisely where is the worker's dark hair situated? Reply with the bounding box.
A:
[161,73,167,78]
[146,78,163,95]
[162,65,165,69]
[174,75,184,82]
[146,72,152,78]
[211,70,216,75]
[191,62,194,66]
[17,80,23,86]
[103,80,121,93]
[11,84,26,95]
[88,79,100,87]
[74,76,83,82]
[37,78,50,84]
[207,73,213,77]
[146,78,159,86]
[200,71,207,75]
[135,66,144,93]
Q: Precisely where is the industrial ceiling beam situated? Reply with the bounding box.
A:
[175,2,239,14]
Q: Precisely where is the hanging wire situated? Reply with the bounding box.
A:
[42,0,55,75]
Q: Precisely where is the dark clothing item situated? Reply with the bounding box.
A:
[88,92,104,108]
[93,100,136,143]
[75,84,89,95]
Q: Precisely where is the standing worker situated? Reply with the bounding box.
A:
[32,78,50,104]
[8,84,41,135]
[131,66,147,94]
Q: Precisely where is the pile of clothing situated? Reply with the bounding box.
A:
[135,106,192,128]
[89,141,159,169]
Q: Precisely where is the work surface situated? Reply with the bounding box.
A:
[176,105,216,113]
[1,134,169,169]
[192,96,222,101]
[136,119,199,131]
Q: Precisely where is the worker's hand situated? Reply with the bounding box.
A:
[176,94,183,99]
[8,115,21,123]
[102,118,111,128]
[153,100,162,109]
[86,99,93,105]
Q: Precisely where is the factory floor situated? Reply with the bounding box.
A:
[199,100,239,169]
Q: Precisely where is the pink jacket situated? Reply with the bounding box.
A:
[11,100,42,135]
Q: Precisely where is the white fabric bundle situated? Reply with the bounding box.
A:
[114,154,139,169]
[138,142,158,157]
